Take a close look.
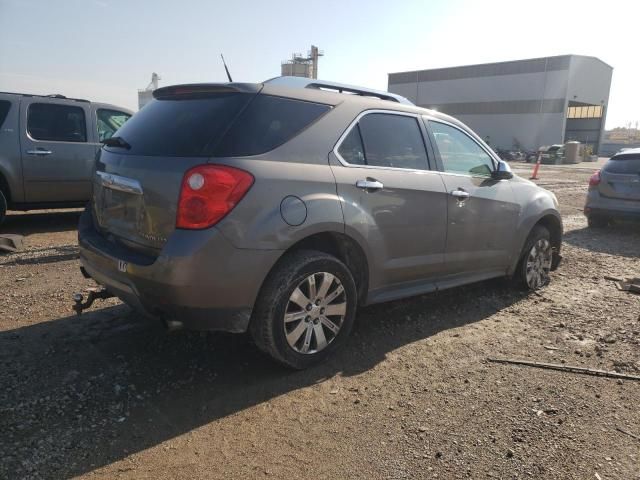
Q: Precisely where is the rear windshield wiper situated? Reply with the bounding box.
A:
[102,136,131,150]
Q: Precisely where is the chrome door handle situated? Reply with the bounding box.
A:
[450,189,470,199]
[26,149,53,156]
[356,179,384,190]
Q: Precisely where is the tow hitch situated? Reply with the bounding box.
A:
[72,287,114,315]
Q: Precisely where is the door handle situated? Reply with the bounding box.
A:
[450,189,470,200]
[26,149,53,156]
[356,179,384,190]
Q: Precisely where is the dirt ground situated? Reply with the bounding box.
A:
[1,164,639,480]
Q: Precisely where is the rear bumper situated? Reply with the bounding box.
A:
[584,190,640,220]
[78,208,282,332]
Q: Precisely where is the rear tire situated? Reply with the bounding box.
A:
[514,225,553,290]
[587,215,609,228]
[250,249,357,370]
[0,189,7,226]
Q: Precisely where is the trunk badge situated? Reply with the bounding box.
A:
[117,260,128,273]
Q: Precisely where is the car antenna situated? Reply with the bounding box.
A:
[220,54,233,82]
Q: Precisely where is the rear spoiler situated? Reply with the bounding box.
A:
[153,83,262,99]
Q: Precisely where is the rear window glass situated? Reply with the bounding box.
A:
[109,93,253,156]
[605,154,640,174]
[214,95,330,157]
[28,103,87,142]
[0,100,10,128]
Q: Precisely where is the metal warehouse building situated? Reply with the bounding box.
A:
[388,55,612,153]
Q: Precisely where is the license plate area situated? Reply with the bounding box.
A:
[103,188,139,222]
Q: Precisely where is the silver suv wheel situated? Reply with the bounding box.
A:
[284,272,346,354]
[525,238,552,289]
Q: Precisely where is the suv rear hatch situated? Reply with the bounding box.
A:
[92,84,260,255]
[91,83,332,256]
[598,153,640,202]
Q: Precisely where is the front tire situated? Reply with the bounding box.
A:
[250,250,357,370]
[515,225,553,290]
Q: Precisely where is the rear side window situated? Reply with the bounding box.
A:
[604,154,640,174]
[0,100,11,128]
[97,109,131,142]
[337,125,366,165]
[214,95,330,157]
[110,93,253,156]
[28,103,87,142]
[338,113,429,170]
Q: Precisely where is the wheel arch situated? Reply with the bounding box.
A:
[258,231,370,308]
[535,214,562,253]
[510,211,563,275]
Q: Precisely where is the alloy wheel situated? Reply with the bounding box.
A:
[283,272,347,354]
[525,238,552,289]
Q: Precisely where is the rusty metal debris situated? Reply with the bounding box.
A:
[487,357,640,381]
[0,234,24,253]
[604,275,640,294]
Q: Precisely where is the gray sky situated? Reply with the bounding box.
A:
[1,0,637,128]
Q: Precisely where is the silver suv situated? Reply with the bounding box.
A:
[0,92,132,224]
[78,77,562,369]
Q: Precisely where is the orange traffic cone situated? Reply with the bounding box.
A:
[530,154,542,180]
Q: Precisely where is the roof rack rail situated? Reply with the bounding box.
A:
[264,76,414,105]
[0,91,90,103]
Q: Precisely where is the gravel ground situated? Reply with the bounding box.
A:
[1,165,639,480]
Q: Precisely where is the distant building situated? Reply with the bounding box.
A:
[388,55,613,153]
[281,46,323,79]
[138,72,160,110]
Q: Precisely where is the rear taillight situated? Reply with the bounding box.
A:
[588,170,601,188]
[176,165,254,229]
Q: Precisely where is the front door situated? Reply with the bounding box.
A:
[330,111,448,293]
[427,119,520,276]
[21,99,96,203]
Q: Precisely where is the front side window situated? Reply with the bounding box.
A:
[28,103,87,142]
[337,113,429,170]
[429,121,494,176]
[97,109,131,142]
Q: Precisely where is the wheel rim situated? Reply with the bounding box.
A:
[283,272,347,354]
[525,238,552,289]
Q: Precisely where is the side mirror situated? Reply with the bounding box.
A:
[492,160,513,180]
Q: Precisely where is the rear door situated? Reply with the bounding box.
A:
[329,110,448,291]
[598,154,640,202]
[20,98,95,202]
[426,119,520,276]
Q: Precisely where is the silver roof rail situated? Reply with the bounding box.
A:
[264,76,414,105]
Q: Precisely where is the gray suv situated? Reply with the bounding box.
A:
[584,148,640,227]
[0,92,132,224]
[78,77,562,369]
